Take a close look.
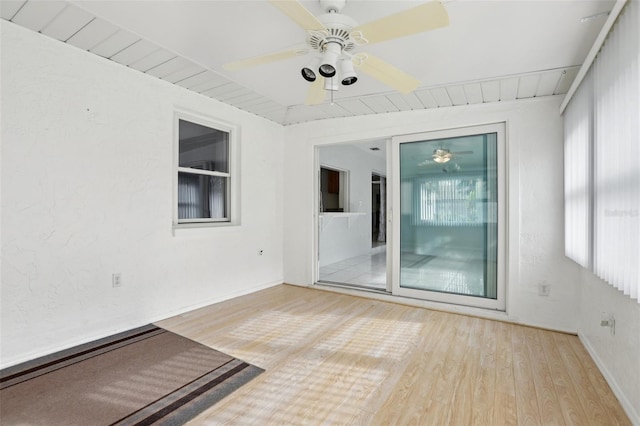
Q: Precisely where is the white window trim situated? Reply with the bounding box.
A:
[172,110,240,230]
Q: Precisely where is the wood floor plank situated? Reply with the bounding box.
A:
[493,321,518,425]
[566,336,631,426]
[538,329,589,425]
[448,317,483,425]
[152,285,630,425]
[511,324,542,425]
[472,319,497,425]
[373,310,455,424]
[429,315,475,424]
[554,332,614,425]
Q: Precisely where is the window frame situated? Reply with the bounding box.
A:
[173,110,240,228]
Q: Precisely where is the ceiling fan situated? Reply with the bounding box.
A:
[223,0,449,105]
[418,148,473,166]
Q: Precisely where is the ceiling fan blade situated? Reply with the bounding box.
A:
[452,150,474,155]
[305,77,325,105]
[354,53,421,94]
[353,1,449,45]
[269,0,326,31]
[223,48,305,71]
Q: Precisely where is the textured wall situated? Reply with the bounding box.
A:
[578,269,640,424]
[283,96,582,332]
[1,21,284,367]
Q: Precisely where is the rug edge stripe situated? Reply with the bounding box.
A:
[154,364,264,426]
[112,361,262,426]
[0,325,164,388]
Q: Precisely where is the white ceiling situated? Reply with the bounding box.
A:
[2,0,615,125]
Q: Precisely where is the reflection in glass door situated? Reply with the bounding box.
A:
[392,124,504,310]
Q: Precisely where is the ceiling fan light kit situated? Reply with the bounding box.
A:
[339,58,358,85]
[318,41,342,77]
[432,148,453,163]
[301,57,321,82]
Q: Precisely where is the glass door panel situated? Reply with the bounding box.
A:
[392,124,504,310]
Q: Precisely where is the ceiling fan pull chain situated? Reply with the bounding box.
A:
[330,78,335,105]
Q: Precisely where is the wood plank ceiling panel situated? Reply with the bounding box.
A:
[66,18,119,51]
[481,80,500,102]
[446,86,468,106]
[214,86,255,102]
[554,67,579,94]
[516,74,541,99]
[430,87,453,107]
[176,71,228,91]
[385,93,414,111]
[202,82,247,99]
[10,1,66,32]
[234,97,273,110]
[1,1,27,20]
[247,101,285,115]
[161,64,206,84]
[284,105,328,124]
[463,83,484,104]
[317,103,351,119]
[414,89,438,108]
[90,30,139,58]
[260,107,288,124]
[360,96,400,114]
[130,49,175,72]
[400,92,427,110]
[227,94,269,109]
[536,70,564,96]
[335,99,374,115]
[40,4,93,41]
[145,57,193,78]
[110,40,158,66]
[499,77,519,101]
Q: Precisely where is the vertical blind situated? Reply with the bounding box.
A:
[564,71,593,268]
[178,174,226,219]
[564,0,639,302]
[411,173,493,227]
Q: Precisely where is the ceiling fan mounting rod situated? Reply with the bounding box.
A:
[320,0,346,13]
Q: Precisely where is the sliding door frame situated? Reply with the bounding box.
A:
[391,122,506,311]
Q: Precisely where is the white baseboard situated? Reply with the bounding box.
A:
[149,279,282,324]
[578,332,640,425]
[0,280,282,370]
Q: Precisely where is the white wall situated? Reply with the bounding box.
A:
[318,144,385,266]
[0,21,284,367]
[283,96,582,332]
[578,269,640,424]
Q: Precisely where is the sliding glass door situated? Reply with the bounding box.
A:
[392,123,505,310]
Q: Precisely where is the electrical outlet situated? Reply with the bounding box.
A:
[538,281,550,296]
[600,312,615,335]
[112,273,122,288]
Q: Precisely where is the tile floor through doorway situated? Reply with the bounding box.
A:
[318,245,487,296]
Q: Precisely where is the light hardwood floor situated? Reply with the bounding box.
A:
[156,284,630,425]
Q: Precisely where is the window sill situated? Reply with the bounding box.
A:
[172,221,239,237]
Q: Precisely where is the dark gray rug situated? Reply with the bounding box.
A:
[0,324,263,425]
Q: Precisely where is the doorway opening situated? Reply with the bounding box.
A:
[371,173,387,250]
[316,141,388,292]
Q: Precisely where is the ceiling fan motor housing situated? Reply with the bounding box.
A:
[309,7,363,81]
[308,11,359,54]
